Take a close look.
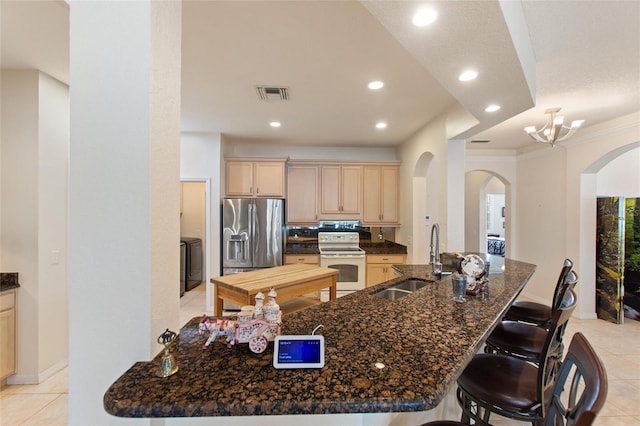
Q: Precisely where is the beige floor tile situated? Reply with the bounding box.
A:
[592,415,640,426]
[20,394,68,426]
[0,393,59,425]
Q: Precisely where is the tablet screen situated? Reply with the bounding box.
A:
[273,335,325,369]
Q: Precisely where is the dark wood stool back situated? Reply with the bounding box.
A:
[455,288,577,425]
[485,271,578,363]
[504,258,573,326]
[419,332,607,426]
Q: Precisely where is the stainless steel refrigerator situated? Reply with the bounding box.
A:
[221,198,285,303]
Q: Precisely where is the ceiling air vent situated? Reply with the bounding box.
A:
[256,86,290,101]
[470,140,491,144]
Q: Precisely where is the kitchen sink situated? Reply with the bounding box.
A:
[374,288,412,300]
[393,279,429,291]
[373,279,431,300]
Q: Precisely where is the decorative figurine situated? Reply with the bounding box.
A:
[253,292,265,319]
[264,288,280,321]
[198,291,283,354]
[156,328,179,377]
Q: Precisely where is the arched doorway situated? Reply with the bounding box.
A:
[579,141,640,319]
[465,170,512,262]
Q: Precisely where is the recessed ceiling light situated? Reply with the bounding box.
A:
[458,70,478,82]
[412,8,438,27]
[269,121,281,128]
[485,104,501,112]
[376,122,387,129]
[368,81,384,90]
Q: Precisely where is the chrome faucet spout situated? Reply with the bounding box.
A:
[430,223,440,271]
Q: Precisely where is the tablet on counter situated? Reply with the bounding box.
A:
[273,335,325,369]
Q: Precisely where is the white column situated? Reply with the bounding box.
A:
[447,139,466,252]
[68,1,181,424]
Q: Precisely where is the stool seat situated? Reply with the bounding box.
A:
[485,320,547,361]
[458,354,539,413]
[505,300,552,324]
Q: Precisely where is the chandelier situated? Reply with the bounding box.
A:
[524,107,584,147]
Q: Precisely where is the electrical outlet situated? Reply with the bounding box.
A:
[51,249,60,265]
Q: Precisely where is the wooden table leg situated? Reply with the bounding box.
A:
[329,277,337,300]
[214,284,224,317]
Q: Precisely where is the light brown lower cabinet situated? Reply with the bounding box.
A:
[366,254,406,287]
[0,290,17,383]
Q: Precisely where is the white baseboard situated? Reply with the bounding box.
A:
[7,359,68,385]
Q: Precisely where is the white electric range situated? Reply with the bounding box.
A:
[318,232,366,301]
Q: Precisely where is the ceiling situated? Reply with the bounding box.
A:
[2,1,639,153]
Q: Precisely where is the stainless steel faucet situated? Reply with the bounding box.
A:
[430,223,441,273]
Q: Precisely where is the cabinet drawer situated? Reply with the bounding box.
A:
[0,291,15,311]
[366,254,406,264]
[285,255,320,265]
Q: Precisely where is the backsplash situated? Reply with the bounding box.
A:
[286,226,395,243]
[0,272,20,290]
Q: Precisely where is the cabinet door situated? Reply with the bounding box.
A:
[0,308,16,380]
[287,166,318,223]
[340,166,362,215]
[255,162,285,197]
[320,166,341,214]
[363,166,399,225]
[380,166,399,223]
[363,167,382,223]
[226,162,254,196]
[366,264,388,287]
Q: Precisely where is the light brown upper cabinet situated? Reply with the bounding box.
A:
[226,160,286,198]
[320,165,362,220]
[286,165,319,223]
[363,165,399,225]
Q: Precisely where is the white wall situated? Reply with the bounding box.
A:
[512,112,640,318]
[69,2,181,424]
[397,104,476,264]
[464,171,492,253]
[596,147,640,196]
[465,153,516,258]
[226,141,397,162]
[181,132,221,312]
[565,112,640,318]
[36,72,70,377]
[1,70,69,383]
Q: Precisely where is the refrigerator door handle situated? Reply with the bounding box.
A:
[248,201,255,265]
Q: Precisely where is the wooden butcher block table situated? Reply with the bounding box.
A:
[210,264,338,315]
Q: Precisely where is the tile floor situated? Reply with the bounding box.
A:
[1,283,639,425]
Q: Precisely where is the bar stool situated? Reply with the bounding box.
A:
[418,332,608,426]
[504,258,573,327]
[484,271,578,365]
[456,288,578,425]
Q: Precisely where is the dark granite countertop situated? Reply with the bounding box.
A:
[360,241,407,255]
[284,240,407,255]
[104,258,535,418]
[284,242,319,255]
[0,273,20,292]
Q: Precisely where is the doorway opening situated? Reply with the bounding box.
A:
[180,178,212,310]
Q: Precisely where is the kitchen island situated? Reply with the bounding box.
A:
[211,264,338,316]
[104,258,535,420]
